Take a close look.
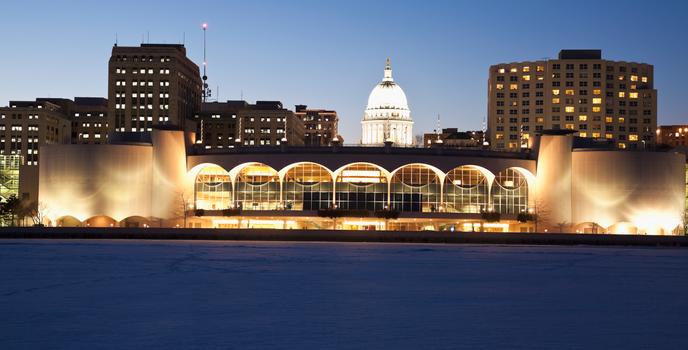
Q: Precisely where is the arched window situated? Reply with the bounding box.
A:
[283,163,333,210]
[492,168,528,214]
[335,163,388,211]
[390,164,441,212]
[234,163,280,210]
[195,165,231,210]
[444,166,489,213]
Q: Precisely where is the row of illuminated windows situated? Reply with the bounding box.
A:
[496,73,648,83]
[113,56,172,63]
[497,64,647,73]
[114,68,171,75]
[114,81,170,87]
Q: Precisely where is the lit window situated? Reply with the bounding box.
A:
[629,134,638,141]
[578,115,587,121]
[579,132,587,137]
[509,84,518,90]
[606,117,613,123]
[618,117,625,123]
[522,66,530,72]
[592,106,601,113]
[605,133,613,139]
[630,75,638,82]
[565,106,575,113]
[565,89,575,95]
[629,92,638,99]
[565,124,575,130]
[592,98,602,104]
[641,76,648,83]
[536,66,544,72]
[618,142,626,149]
[552,89,560,96]
[522,75,531,81]
[592,132,601,138]
[552,98,560,104]
[498,68,505,74]
[496,84,504,90]
[593,89,601,95]
[510,68,517,73]
[618,92,626,98]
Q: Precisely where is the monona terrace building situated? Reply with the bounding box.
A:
[38,128,686,235]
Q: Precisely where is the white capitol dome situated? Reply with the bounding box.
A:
[361,59,414,145]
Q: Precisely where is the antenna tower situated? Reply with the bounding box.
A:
[202,22,212,102]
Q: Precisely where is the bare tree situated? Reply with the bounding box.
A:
[30,201,48,226]
[175,191,192,228]
[531,198,550,233]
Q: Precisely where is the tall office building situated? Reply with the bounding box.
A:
[294,105,339,146]
[488,50,657,151]
[0,99,72,203]
[108,44,202,133]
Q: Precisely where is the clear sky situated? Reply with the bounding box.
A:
[1,0,686,141]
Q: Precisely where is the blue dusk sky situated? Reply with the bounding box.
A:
[1,0,686,141]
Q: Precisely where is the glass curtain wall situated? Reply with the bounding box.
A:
[194,165,231,210]
[234,163,281,210]
[335,163,388,211]
[283,163,333,210]
[491,168,528,214]
[389,164,441,212]
[444,166,488,213]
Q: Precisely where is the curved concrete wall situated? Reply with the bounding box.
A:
[39,144,153,222]
[151,129,188,220]
[535,134,574,229]
[572,150,686,233]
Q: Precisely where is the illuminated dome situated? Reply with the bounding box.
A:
[361,59,414,145]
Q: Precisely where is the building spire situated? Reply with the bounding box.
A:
[383,58,393,82]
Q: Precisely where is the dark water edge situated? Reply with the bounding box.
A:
[0,226,687,247]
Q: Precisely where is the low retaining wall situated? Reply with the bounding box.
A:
[0,227,687,247]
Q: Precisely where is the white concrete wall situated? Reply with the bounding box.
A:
[572,151,686,234]
[151,129,189,220]
[39,144,153,222]
[535,134,574,229]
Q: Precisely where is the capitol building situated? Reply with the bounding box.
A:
[361,59,414,145]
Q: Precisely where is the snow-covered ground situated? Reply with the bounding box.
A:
[0,240,687,349]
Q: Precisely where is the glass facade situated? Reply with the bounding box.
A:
[194,165,231,210]
[192,162,532,214]
[390,164,441,212]
[283,163,333,210]
[234,163,280,210]
[0,155,21,203]
[444,166,488,213]
[335,163,388,211]
[492,168,529,214]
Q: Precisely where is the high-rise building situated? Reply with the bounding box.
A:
[0,99,72,204]
[294,105,339,146]
[361,59,413,146]
[488,50,657,151]
[194,100,305,148]
[108,44,202,133]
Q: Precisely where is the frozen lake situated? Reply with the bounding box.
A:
[1,240,687,349]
